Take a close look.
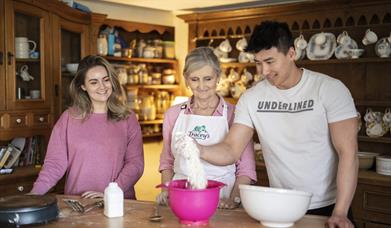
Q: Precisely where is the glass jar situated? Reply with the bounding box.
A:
[153,39,163,58]
[97,34,108,56]
[138,64,149,85]
[163,41,175,59]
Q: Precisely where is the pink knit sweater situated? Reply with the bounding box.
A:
[31,110,144,199]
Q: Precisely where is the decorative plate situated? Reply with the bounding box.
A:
[306,33,337,60]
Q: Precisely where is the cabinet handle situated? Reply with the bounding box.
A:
[16,118,22,124]
[17,186,24,192]
[39,117,45,122]
[7,52,14,65]
[0,52,3,65]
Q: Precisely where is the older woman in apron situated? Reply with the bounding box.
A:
[158,47,257,209]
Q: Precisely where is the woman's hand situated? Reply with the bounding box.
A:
[218,197,240,209]
[81,191,104,199]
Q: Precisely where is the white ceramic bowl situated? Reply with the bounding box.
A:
[358,151,379,170]
[239,185,312,228]
[376,155,391,175]
[66,63,79,74]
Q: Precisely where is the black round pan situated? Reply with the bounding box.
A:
[0,194,59,226]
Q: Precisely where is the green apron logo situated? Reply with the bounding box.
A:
[188,125,210,140]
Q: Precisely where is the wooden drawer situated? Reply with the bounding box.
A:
[353,183,391,226]
[30,112,51,127]
[8,113,28,129]
[0,180,35,196]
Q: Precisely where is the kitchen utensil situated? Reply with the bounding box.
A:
[240,185,312,228]
[0,195,59,226]
[149,204,162,222]
[156,179,225,225]
[63,199,104,213]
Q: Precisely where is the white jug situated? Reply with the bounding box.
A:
[15,37,36,59]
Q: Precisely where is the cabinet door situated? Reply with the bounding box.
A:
[0,0,5,111]
[4,0,51,110]
[52,14,89,120]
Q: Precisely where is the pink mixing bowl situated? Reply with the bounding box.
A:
[157,179,225,225]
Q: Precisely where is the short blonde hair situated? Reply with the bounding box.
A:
[183,47,221,78]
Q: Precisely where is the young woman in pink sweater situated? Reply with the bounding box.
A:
[31,55,144,199]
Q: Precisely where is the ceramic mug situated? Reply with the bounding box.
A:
[236,37,248,52]
[376,39,391,58]
[15,37,36,59]
[18,65,34,81]
[362,29,378,45]
[219,39,232,53]
[337,31,351,45]
[294,34,307,50]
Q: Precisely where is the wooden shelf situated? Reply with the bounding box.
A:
[126,84,179,90]
[139,119,163,125]
[356,100,391,107]
[104,56,177,64]
[142,133,162,138]
[358,136,391,144]
[15,58,40,62]
[221,62,255,68]
[297,57,391,65]
[221,57,391,68]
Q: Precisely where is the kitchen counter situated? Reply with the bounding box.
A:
[36,195,328,227]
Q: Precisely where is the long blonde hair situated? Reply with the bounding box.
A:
[69,55,130,121]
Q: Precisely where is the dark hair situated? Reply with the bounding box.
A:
[246,21,294,54]
[69,55,130,121]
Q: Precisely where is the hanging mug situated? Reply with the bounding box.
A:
[18,65,34,81]
[15,37,36,59]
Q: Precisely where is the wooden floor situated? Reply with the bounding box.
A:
[134,140,163,201]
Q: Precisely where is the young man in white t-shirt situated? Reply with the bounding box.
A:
[197,21,358,228]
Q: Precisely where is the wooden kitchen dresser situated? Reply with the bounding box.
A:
[179,0,391,226]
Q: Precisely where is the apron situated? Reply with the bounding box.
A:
[171,100,236,199]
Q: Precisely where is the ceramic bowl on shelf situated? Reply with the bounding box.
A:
[376,155,391,175]
[65,63,79,74]
[358,151,379,170]
[239,185,312,227]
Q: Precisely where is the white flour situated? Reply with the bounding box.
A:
[174,133,207,189]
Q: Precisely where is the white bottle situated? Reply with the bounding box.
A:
[104,182,124,217]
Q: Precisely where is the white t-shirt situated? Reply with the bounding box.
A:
[235,68,357,209]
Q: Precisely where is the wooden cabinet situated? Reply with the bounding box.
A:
[0,0,91,196]
[50,7,91,121]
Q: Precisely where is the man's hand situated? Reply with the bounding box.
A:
[326,213,354,228]
[81,191,103,199]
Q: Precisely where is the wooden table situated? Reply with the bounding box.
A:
[38,195,328,227]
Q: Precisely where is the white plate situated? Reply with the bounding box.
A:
[335,39,358,59]
[306,33,337,60]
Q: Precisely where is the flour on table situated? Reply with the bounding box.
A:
[174,133,207,189]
